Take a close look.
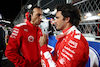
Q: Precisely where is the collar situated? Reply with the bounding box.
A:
[26,20,37,29]
[62,26,72,33]
[56,26,76,39]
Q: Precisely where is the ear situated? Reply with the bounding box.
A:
[30,14,32,17]
[65,17,70,23]
[30,14,33,19]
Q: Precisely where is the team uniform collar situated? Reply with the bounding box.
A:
[62,26,72,33]
[56,26,76,39]
[26,20,37,29]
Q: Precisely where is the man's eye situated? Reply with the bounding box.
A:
[54,17,58,20]
[37,14,41,16]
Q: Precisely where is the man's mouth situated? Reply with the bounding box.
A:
[40,20,43,22]
[54,23,57,27]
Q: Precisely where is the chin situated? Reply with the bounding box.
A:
[56,27,62,31]
[56,26,59,29]
[37,23,41,25]
[39,22,41,25]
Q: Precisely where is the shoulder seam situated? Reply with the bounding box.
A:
[16,23,27,27]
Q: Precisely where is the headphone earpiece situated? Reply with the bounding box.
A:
[25,9,33,21]
[25,12,30,21]
[25,11,32,21]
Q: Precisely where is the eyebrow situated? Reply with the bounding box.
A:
[36,13,43,16]
[55,16,59,18]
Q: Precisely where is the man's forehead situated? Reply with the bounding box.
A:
[56,11,62,16]
[33,8,42,13]
[33,8,42,11]
[57,11,62,14]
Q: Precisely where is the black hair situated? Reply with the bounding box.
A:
[30,5,41,15]
[28,5,41,21]
[55,4,81,27]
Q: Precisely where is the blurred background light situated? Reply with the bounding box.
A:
[86,12,92,17]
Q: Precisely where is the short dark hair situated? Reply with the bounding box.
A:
[30,6,41,14]
[28,6,41,21]
[55,4,81,27]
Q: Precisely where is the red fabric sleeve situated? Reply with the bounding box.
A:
[5,26,26,67]
[40,35,89,67]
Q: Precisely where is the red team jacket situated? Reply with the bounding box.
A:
[5,21,42,67]
[41,26,89,67]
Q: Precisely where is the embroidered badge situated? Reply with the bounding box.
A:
[24,29,28,32]
[28,35,34,42]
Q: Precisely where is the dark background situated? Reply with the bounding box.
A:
[0,0,82,22]
[0,0,66,21]
[0,0,29,21]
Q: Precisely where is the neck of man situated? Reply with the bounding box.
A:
[62,23,72,31]
[30,20,36,26]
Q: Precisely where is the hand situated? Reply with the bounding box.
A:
[41,59,45,67]
[39,33,48,47]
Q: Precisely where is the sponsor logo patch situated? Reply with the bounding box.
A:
[28,35,34,42]
[10,28,19,38]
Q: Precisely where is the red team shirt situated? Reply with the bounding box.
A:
[5,21,42,67]
[41,26,89,67]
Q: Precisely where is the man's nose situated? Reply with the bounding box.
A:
[40,15,42,19]
[54,19,57,24]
